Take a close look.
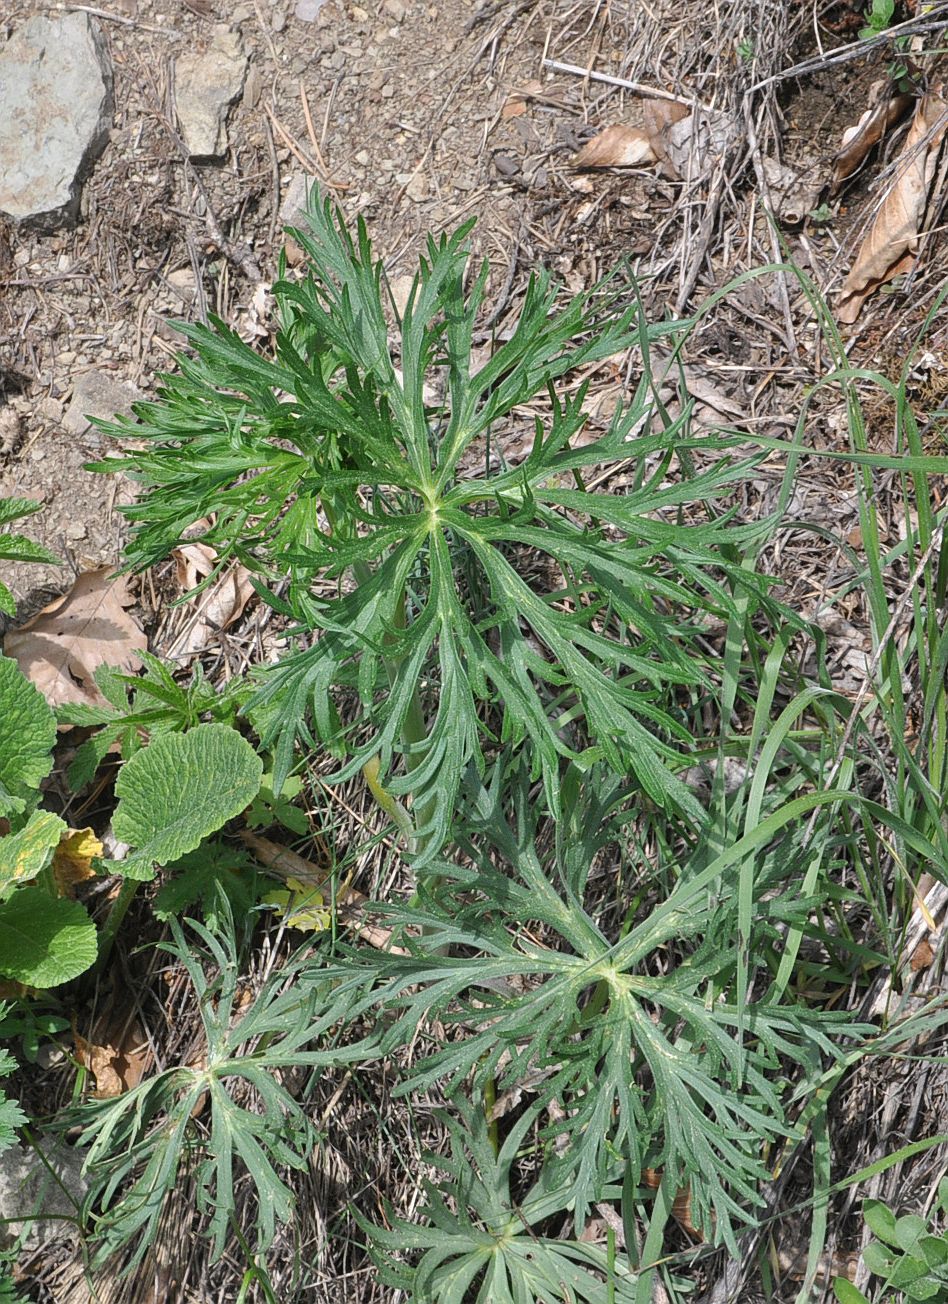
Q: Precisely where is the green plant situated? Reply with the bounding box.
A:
[0,644,262,982]
[91,188,778,859]
[0,498,58,618]
[75,905,375,1272]
[318,759,870,1255]
[59,650,247,791]
[0,1006,27,1158]
[835,1185,948,1302]
[859,0,896,39]
[857,0,916,90]
[360,1094,638,1302]
[0,654,97,988]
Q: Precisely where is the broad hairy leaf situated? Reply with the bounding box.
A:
[0,655,57,819]
[109,723,263,880]
[90,187,783,858]
[0,809,66,898]
[0,888,97,987]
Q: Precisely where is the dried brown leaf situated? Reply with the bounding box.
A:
[838,91,948,324]
[74,1012,149,1099]
[573,124,658,169]
[832,84,914,192]
[641,98,730,180]
[760,155,822,225]
[171,539,254,656]
[6,569,147,709]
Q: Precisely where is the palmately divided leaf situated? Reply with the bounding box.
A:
[90,186,783,855]
[357,1095,639,1302]
[110,723,263,880]
[333,762,868,1251]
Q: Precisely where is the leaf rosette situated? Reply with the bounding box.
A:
[94,192,774,855]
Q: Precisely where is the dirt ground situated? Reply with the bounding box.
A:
[4,0,948,1300]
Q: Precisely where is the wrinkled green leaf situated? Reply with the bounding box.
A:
[0,655,56,819]
[0,889,97,987]
[0,809,66,898]
[109,724,263,880]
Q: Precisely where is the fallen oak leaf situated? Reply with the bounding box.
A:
[573,124,658,169]
[832,81,914,193]
[838,90,948,324]
[171,536,254,656]
[6,569,146,709]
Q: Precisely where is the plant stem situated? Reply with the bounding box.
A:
[94,878,140,972]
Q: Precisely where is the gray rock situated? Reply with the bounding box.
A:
[280,172,314,230]
[174,28,247,161]
[0,14,113,230]
[0,1139,86,1252]
[63,370,142,439]
[295,0,329,20]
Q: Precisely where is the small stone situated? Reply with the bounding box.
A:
[174,28,247,161]
[65,521,88,542]
[388,273,414,317]
[0,407,21,453]
[0,14,114,230]
[405,171,428,202]
[36,396,64,425]
[63,370,142,439]
[271,5,287,31]
[166,267,199,303]
[354,149,370,165]
[242,61,262,109]
[381,82,395,99]
[383,0,405,18]
[352,4,368,17]
[294,0,327,20]
[280,172,313,230]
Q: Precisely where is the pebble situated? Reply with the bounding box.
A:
[294,0,327,20]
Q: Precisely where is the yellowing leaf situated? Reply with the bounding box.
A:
[261,876,331,932]
[53,827,102,897]
[0,810,66,897]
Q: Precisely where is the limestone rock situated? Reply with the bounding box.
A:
[63,370,143,440]
[0,1139,86,1253]
[0,14,113,230]
[174,28,247,161]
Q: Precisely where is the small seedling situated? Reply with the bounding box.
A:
[835,1185,948,1302]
